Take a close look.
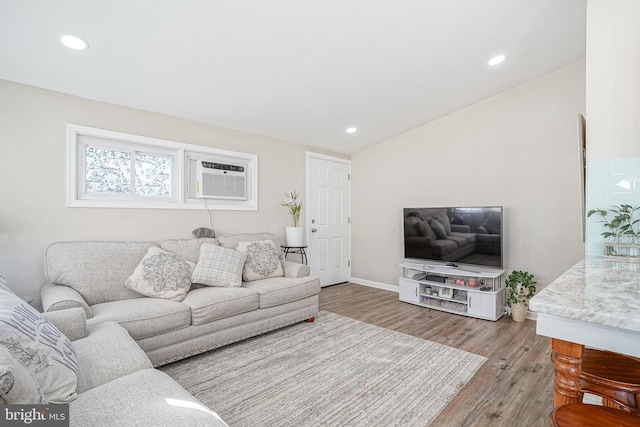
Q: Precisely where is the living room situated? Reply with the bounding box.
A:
[2,1,640,426]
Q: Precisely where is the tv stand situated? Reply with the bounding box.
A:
[398,262,505,321]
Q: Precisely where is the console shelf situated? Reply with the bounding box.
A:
[399,262,505,321]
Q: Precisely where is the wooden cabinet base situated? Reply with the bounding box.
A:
[551,338,584,408]
[549,403,640,427]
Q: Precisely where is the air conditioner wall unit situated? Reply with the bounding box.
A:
[196,161,247,200]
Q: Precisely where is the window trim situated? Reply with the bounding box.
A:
[67,124,258,210]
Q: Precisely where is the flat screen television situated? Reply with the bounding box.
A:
[403,206,503,269]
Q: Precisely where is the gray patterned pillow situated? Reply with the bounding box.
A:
[0,272,12,293]
[0,290,77,403]
[0,346,47,404]
[191,243,247,287]
[236,240,284,282]
[125,247,196,302]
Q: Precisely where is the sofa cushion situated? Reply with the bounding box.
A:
[446,235,471,248]
[74,322,152,393]
[0,346,47,404]
[69,369,228,427]
[181,287,259,325]
[191,244,247,288]
[217,232,278,249]
[125,247,196,302]
[242,276,320,308]
[236,240,284,282]
[430,239,457,256]
[87,298,191,340]
[449,232,476,246]
[45,241,158,305]
[159,238,219,264]
[0,290,78,403]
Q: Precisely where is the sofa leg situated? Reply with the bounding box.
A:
[304,317,315,323]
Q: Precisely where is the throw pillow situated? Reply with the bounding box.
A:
[0,346,47,404]
[0,272,12,293]
[416,220,437,240]
[236,240,285,282]
[125,247,196,302]
[0,290,77,403]
[428,218,447,239]
[430,211,452,234]
[191,243,247,288]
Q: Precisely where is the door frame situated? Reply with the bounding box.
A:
[305,151,351,283]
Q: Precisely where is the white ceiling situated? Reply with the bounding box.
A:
[0,0,586,154]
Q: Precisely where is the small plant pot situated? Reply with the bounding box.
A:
[511,303,527,322]
[285,227,305,246]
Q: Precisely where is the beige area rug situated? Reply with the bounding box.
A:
[160,311,487,427]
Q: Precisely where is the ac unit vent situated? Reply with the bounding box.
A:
[196,161,247,200]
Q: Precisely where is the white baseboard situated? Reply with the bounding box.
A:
[349,277,399,293]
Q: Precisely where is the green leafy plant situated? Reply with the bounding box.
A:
[281,190,302,227]
[505,270,537,308]
[588,204,640,244]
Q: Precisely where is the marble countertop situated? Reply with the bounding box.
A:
[529,256,640,333]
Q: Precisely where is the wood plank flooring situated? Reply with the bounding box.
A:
[320,283,554,427]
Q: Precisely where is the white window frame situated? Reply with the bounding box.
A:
[67,124,258,210]
[78,137,179,203]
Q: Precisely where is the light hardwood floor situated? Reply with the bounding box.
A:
[320,283,554,427]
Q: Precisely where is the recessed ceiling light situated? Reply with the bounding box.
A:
[488,55,505,66]
[345,127,357,134]
[60,34,88,50]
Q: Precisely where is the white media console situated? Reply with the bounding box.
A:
[399,262,505,321]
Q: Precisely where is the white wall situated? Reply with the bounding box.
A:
[0,79,343,306]
[350,61,586,289]
[584,0,640,255]
[585,0,640,162]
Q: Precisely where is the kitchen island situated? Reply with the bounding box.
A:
[529,256,640,407]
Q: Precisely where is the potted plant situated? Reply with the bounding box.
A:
[588,204,640,256]
[505,270,536,322]
[281,190,304,246]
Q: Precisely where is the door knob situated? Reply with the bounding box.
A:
[311,228,317,233]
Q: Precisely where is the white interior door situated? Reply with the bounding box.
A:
[307,154,350,287]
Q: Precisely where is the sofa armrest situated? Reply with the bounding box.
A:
[41,282,92,319]
[282,260,310,278]
[42,307,87,341]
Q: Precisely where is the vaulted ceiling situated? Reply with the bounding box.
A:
[0,0,586,154]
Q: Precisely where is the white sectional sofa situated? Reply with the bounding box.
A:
[40,232,320,366]
[0,276,228,426]
[0,232,320,426]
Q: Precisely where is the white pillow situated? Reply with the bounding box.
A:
[0,290,77,403]
[125,247,195,302]
[191,243,247,287]
[0,345,47,404]
[236,240,284,282]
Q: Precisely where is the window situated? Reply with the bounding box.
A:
[81,144,175,200]
[68,124,258,210]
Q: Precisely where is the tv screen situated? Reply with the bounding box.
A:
[403,206,503,269]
